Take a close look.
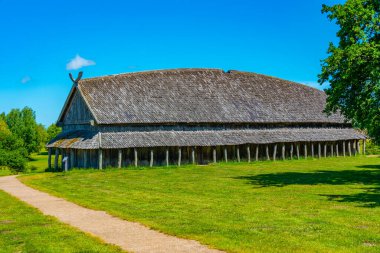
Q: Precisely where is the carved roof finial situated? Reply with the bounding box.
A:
[69,71,83,84]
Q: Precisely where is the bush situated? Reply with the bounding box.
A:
[365,139,380,155]
[0,149,26,172]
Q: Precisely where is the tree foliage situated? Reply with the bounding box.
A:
[46,124,61,142]
[319,0,380,143]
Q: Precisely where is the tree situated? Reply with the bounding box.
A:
[319,0,380,143]
[46,124,61,142]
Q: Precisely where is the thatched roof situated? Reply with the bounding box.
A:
[47,128,365,149]
[59,68,346,125]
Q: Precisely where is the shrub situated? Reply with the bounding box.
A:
[0,149,26,172]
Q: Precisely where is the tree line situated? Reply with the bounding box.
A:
[0,107,61,172]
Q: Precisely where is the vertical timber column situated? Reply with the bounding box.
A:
[247,145,251,163]
[70,149,75,169]
[330,144,334,157]
[61,149,65,170]
[296,143,300,160]
[282,143,285,160]
[98,149,103,170]
[191,147,195,164]
[134,148,138,167]
[357,140,360,155]
[348,141,352,156]
[318,143,321,159]
[290,144,294,160]
[165,148,169,167]
[84,150,88,168]
[266,145,270,160]
[178,147,181,166]
[150,149,154,167]
[48,148,52,170]
[273,144,277,161]
[336,143,339,157]
[117,149,122,168]
[363,139,366,155]
[304,144,307,159]
[54,148,59,171]
[224,146,228,162]
[353,140,357,156]
[236,146,240,162]
[343,141,346,157]
[213,147,217,163]
[255,145,259,161]
[311,143,314,158]
[324,143,327,158]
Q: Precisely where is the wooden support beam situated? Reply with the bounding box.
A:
[296,144,300,160]
[255,145,259,161]
[348,141,352,156]
[318,143,321,159]
[224,147,228,162]
[290,144,293,160]
[363,139,366,155]
[48,148,52,170]
[150,149,154,167]
[70,149,75,169]
[213,147,217,163]
[178,147,181,166]
[324,143,327,158]
[134,148,138,167]
[273,144,277,161]
[343,141,346,157]
[61,149,65,170]
[336,143,339,157]
[330,144,334,157]
[357,140,360,155]
[84,150,88,168]
[236,146,240,162]
[118,149,122,168]
[266,145,270,160]
[311,143,314,158]
[353,140,357,156]
[304,144,307,159]
[191,147,195,164]
[166,148,169,167]
[98,149,103,170]
[282,143,285,160]
[54,148,59,171]
[247,145,251,163]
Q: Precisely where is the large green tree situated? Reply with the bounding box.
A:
[319,0,380,143]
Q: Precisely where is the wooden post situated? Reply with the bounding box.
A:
[324,143,327,158]
[54,148,59,171]
[318,143,321,159]
[178,147,181,166]
[353,140,356,156]
[98,149,103,170]
[191,147,195,164]
[363,139,366,155]
[166,148,169,167]
[273,144,277,161]
[330,144,334,157]
[213,147,217,163]
[134,148,138,167]
[311,143,314,158]
[84,150,88,168]
[266,145,270,160]
[70,149,75,169]
[357,140,360,155]
[296,143,300,160]
[343,141,346,157]
[48,148,52,170]
[304,144,307,159]
[224,146,228,162]
[247,145,251,163]
[236,146,240,162]
[61,149,65,170]
[118,149,122,168]
[290,144,293,160]
[255,145,259,161]
[336,143,339,157]
[348,141,352,156]
[282,143,285,160]
[149,149,154,167]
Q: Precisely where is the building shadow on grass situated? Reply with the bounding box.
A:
[233,164,380,208]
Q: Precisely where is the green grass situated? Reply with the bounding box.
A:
[0,190,122,253]
[20,156,380,253]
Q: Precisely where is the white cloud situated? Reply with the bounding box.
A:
[66,54,96,70]
[21,76,31,84]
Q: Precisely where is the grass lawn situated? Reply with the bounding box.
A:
[21,156,380,253]
[0,190,122,253]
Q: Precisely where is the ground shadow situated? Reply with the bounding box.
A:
[233,164,380,207]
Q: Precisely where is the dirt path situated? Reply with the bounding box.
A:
[0,176,222,253]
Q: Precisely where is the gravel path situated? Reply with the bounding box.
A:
[0,176,222,253]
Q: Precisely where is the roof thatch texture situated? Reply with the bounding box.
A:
[47,128,365,149]
[72,69,345,125]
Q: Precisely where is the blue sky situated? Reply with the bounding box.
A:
[0,0,343,126]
